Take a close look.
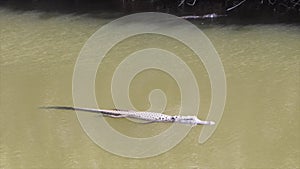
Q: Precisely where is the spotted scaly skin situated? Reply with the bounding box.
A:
[40,106,215,126]
[119,110,175,122]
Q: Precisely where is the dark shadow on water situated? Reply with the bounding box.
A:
[0,0,299,24]
[0,0,126,19]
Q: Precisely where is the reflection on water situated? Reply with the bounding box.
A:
[1,8,299,168]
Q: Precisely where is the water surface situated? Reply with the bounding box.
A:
[0,9,299,169]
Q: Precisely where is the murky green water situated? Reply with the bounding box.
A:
[1,8,299,169]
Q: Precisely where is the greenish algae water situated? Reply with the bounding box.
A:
[0,8,299,169]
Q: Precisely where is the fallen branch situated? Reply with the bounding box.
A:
[180,13,227,19]
[226,0,247,11]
